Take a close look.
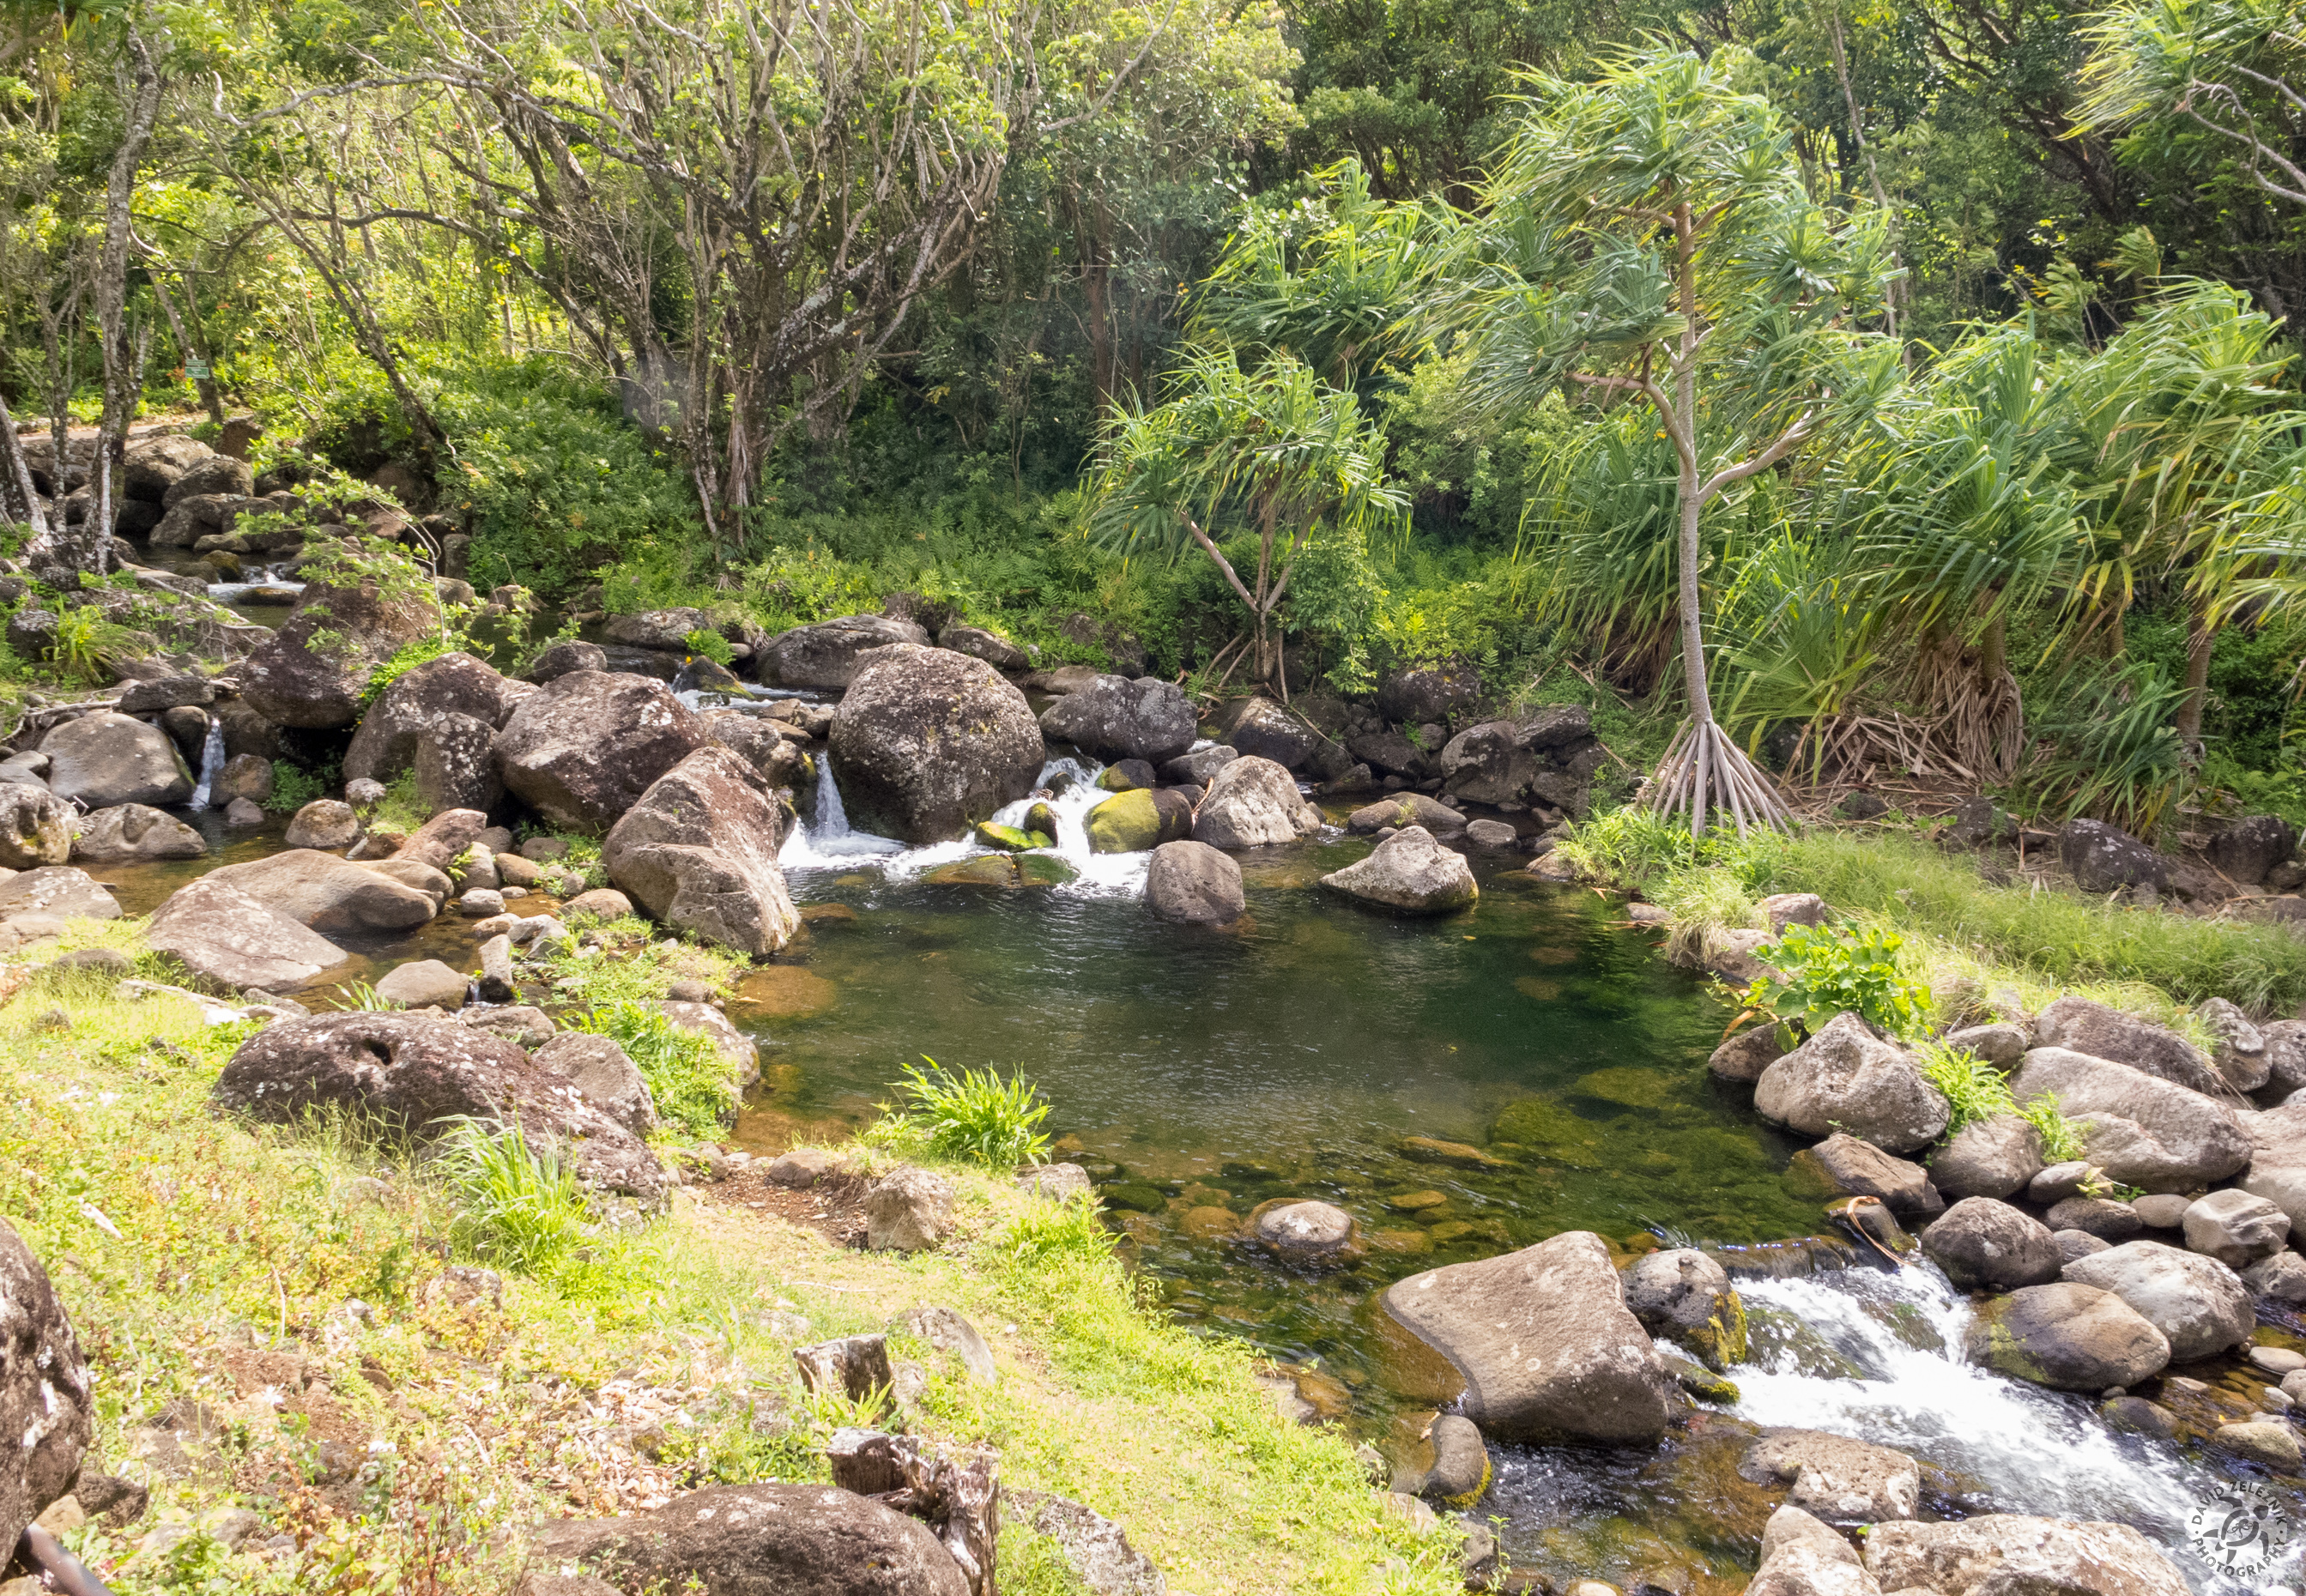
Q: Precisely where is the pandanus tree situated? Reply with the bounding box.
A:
[1436,48,1901,834]
[1086,347,1406,697]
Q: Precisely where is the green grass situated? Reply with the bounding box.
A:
[1559,808,2306,1017]
[1915,1038,2088,1160]
[881,1057,1055,1169]
[567,1001,736,1139]
[528,919,739,1010]
[434,1116,594,1274]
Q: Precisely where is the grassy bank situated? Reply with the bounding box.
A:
[1554,808,2306,1023]
[2,934,1463,1594]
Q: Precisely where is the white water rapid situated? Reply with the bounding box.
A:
[1727,1263,2287,1594]
[185,714,227,812]
[778,754,1153,895]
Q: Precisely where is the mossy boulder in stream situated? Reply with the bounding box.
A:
[1621,1248,1747,1371]
[923,854,1079,889]
[1086,787,1191,853]
[973,821,1053,853]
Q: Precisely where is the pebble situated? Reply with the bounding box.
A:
[2250,1345,2306,1375]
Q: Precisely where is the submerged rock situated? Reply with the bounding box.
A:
[1754,1013,1949,1155]
[828,644,1044,843]
[922,854,1079,888]
[1383,1230,1671,1443]
[1321,825,1478,914]
[1246,1200,1360,1268]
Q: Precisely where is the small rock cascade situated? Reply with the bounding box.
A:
[185,714,226,812]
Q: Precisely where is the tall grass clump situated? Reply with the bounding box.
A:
[1916,1042,2090,1161]
[434,1117,590,1274]
[883,1057,1052,1168]
[568,1001,735,1138]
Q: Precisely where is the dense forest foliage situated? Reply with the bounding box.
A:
[6,0,2306,832]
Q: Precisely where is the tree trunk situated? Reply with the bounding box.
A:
[148,269,226,426]
[75,25,163,577]
[2176,597,2214,752]
[0,387,48,537]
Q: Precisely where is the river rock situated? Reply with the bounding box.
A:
[826,644,1043,843]
[239,572,439,728]
[283,798,361,851]
[1383,1230,1670,1443]
[2213,1419,2302,1469]
[1084,787,1192,853]
[145,877,348,992]
[1793,1131,1940,1215]
[1622,1248,1746,1369]
[373,958,470,1011]
[1926,1115,2043,1201]
[213,1013,668,1203]
[2006,1047,2249,1191]
[602,607,709,652]
[2031,997,2220,1095]
[2182,1188,2290,1267]
[863,1166,953,1252]
[40,710,193,807]
[1419,1413,1492,1507]
[2043,1195,2145,1241]
[1963,1283,2170,1388]
[1191,755,1320,849]
[2027,1161,2096,1204]
[760,614,929,688]
[476,932,515,1002]
[602,747,800,955]
[207,849,437,934]
[1700,1028,1783,1089]
[0,783,69,868]
[163,450,252,503]
[2056,1230,2112,1265]
[518,1482,969,1596]
[1144,840,1244,925]
[215,753,271,806]
[392,808,489,874]
[71,802,207,863]
[0,1218,94,1559]
[0,867,118,922]
[343,651,532,785]
[1038,674,1197,765]
[563,888,634,921]
[1747,1506,1879,1596]
[935,622,1029,672]
[2061,819,2175,895]
[700,712,810,791]
[494,670,705,833]
[1754,1013,1949,1154]
[1377,664,1479,726]
[1437,721,1540,806]
[2197,996,2270,1091]
[1943,1021,2030,1070]
[1162,744,1238,785]
[1862,1514,2190,1596]
[415,711,505,814]
[1322,825,1478,914]
[2243,1251,2306,1303]
[1745,1430,1919,1524]
[2239,1100,2306,1233]
[2210,814,2297,886]
[524,639,605,683]
[536,1032,656,1138]
[1248,1200,1359,1267]
[1214,696,1328,771]
[1346,792,1466,837]
[1921,1197,2062,1291]
[2061,1240,2254,1361]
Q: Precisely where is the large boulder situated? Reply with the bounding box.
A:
[760,614,929,689]
[239,572,440,728]
[2006,1047,2249,1192]
[2208,814,2297,886]
[1346,793,1467,837]
[0,867,118,922]
[1918,1197,2062,1291]
[1754,1013,1950,1155]
[2181,1188,2290,1267]
[1145,840,1245,925]
[415,714,505,815]
[124,432,214,499]
[2060,819,2175,895]
[162,451,254,505]
[602,607,710,652]
[1382,1230,1671,1443]
[1038,674,1197,765]
[826,644,1044,843]
[1790,1131,1939,1215]
[1321,825,1478,915]
[2032,996,2221,1096]
[1925,1115,2043,1200]
[40,711,193,807]
[1862,1515,2190,1596]
[1190,755,1320,849]
[2264,1019,2306,1096]
[1621,1248,1746,1370]
[343,651,533,785]
[1214,696,1329,771]
[493,671,705,833]
[0,1218,94,1558]
[1962,1283,2170,1389]
[1377,664,1479,726]
[72,803,206,862]
[1084,787,1192,853]
[517,1483,969,1596]
[2061,1240,2255,1361]
[213,1013,668,1204]
[1744,1431,1919,1524]
[206,849,438,934]
[1747,1506,1880,1596]
[1437,721,1538,807]
[146,876,348,992]
[2239,1100,2306,1233]
[0,783,70,868]
[602,747,800,955]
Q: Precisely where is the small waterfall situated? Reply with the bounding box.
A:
[186,715,226,812]
[780,753,904,867]
[814,754,851,837]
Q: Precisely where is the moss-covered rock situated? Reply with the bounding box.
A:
[1025,801,1059,838]
[922,854,1078,888]
[973,821,1053,853]
[1085,788,1192,854]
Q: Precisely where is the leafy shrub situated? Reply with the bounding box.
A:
[1743,922,1931,1042]
[1916,1040,2089,1161]
[434,1116,590,1274]
[568,1001,734,1139]
[263,760,329,813]
[47,605,138,685]
[887,1057,1051,1168]
[682,627,734,666]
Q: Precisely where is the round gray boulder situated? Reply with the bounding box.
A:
[1919,1197,2062,1291]
[1321,825,1478,915]
[1754,1013,1951,1155]
[1962,1283,2170,1390]
[2181,1188,2291,1269]
[1145,840,1245,925]
[827,644,1043,844]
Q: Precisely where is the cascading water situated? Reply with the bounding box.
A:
[185,714,226,812]
[778,752,905,868]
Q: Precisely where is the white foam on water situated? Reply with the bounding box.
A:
[185,714,226,812]
[1730,1264,2289,1593]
